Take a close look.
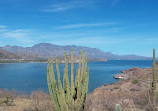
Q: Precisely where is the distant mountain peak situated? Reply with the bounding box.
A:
[1,43,152,60]
[32,43,55,47]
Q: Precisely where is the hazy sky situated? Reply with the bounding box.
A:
[0,0,158,57]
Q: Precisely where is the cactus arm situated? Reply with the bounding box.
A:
[84,57,87,76]
[77,73,87,111]
[65,52,71,109]
[63,68,67,99]
[153,48,157,90]
[77,59,89,111]
[76,50,88,111]
[71,48,75,97]
[56,56,68,111]
[75,70,78,89]
[86,67,89,94]
[80,50,85,82]
[78,51,82,83]
[47,59,60,111]
[56,56,62,91]
[73,69,78,101]
[152,48,157,106]
[77,51,82,101]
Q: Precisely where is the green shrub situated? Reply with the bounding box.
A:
[132,79,139,84]
[115,104,122,111]
[3,96,13,106]
[104,83,107,86]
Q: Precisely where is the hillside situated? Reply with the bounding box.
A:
[0,48,21,60]
[1,43,151,60]
[85,66,156,111]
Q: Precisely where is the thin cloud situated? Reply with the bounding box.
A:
[41,0,97,12]
[1,29,35,43]
[41,0,121,12]
[55,22,118,29]
[0,29,8,32]
[42,4,72,12]
[0,25,7,29]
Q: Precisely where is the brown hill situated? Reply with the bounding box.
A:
[85,66,157,111]
[0,48,21,60]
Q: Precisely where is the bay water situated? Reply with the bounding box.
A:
[0,60,153,94]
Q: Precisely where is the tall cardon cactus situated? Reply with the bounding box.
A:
[152,48,157,106]
[47,49,89,111]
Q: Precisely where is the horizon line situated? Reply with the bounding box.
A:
[0,42,153,58]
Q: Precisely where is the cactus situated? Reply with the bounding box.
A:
[71,49,75,98]
[152,48,157,106]
[4,97,13,106]
[47,49,89,111]
[115,104,122,111]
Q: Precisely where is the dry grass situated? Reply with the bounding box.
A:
[0,89,54,111]
[30,91,54,111]
[84,67,158,111]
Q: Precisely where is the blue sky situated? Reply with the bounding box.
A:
[0,0,158,57]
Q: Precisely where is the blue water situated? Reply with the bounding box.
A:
[0,60,153,94]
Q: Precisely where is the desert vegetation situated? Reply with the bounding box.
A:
[47,49,89,111]
[0,89,53,111]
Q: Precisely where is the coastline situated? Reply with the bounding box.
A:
[85,66,155,111]
[0,59,154,64]
[0,59,107,64]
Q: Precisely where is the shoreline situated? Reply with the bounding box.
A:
[0,59,154,64]
[87,66,156,111]
[0,60,107,64]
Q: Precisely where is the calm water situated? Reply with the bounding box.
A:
[0,60,153,94]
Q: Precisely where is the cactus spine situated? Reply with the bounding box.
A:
[152,48,157,106]
[47,49,89,111]
[115,104,122,111]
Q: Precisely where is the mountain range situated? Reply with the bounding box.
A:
[0,43,151,60]
[0,48,21,60]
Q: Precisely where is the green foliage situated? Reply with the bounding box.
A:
[47,49,89,111]
[149,48,157,107]
[3,97,13,106]
[104,83,107,86]
[115,104,122,111]
[153,48,157,90]
[152,48,157,106]
[132,79,139,84]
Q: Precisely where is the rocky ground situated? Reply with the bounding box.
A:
[85,66,157,111]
